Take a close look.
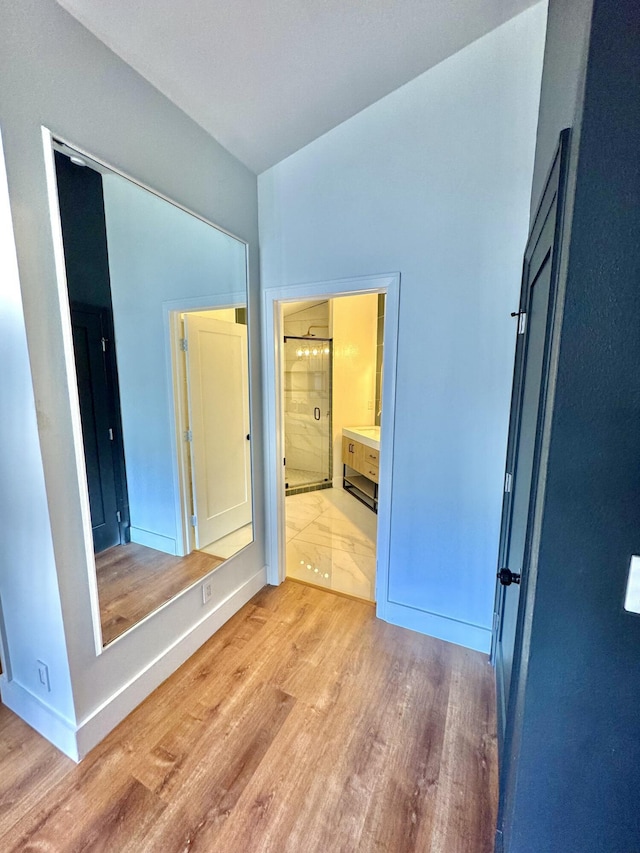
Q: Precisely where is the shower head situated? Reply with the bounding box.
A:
[303,324,329,337]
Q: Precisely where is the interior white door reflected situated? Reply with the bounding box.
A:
[184,314,252,547]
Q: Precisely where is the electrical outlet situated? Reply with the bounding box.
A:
[202,581,213,605]
[36,660,51,693]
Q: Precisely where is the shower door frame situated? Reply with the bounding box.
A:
[283,335,333,493]
[262,273,400,618]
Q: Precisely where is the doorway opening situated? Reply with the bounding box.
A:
[262,274,399,617]
[282,294,382,600]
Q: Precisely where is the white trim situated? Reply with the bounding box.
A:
[129,527,177,555]
[0,594,10,682]
[167,308,191,557]
[50,136,249,247]
[41,127,104,657]
[0,675,79,761]
[384,602,492,654]
[262,273,400,624]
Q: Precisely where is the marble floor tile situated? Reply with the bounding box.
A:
[285,500,327,535]
[313,492,377,539]
[285,486,377,601]
[286,538,375,601]
[294,511,375,557]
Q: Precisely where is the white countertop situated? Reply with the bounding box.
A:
[343,426,380,450]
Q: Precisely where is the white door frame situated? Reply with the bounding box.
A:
[262,273,400,618]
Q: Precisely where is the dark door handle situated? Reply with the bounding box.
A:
[314,407,320,420]
[497,568,521,586]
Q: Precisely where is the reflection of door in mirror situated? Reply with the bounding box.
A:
[173,310,253,559]
[55,151,130,553]
[71,306,128,552]
[52,142,254,647]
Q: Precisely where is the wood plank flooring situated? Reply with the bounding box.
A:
[0,581,498,852]
[96,542,225,645]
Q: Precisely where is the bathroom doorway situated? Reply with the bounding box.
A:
[262,273,400,617]
[283,294,380,600]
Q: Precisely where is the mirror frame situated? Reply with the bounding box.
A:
[42,127,254,654]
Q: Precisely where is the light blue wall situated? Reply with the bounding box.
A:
[0,0,262,757]
[259,3,547,651]
[103,172,246,551]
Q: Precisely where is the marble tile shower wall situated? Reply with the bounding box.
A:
[283,301,330,338]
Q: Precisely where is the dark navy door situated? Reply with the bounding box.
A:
[493,130,571,742]
[71,306,122,553]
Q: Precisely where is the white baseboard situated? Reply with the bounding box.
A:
[382,600,491,654]
[0,676,79,761]
[129,527,177,555]
[75,567,267,759]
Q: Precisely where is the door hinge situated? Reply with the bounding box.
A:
[518,312,527,334]
[492,611,499,634]
[190,514,197,527]
[116,510,122,523]
[283,457,286,466]
[108,428,114,441]
[101,337,107,352]
[179,338,188,352]
[504,472,512,493]
[185,430,193,442]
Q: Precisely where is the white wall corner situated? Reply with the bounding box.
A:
[0,676,80,761]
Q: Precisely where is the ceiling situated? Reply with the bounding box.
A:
[56,0,539,174]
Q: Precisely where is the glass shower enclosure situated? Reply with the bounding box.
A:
[283,336,332,492]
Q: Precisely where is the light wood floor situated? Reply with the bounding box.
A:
[0,581,498,852]
[96,542,225,645]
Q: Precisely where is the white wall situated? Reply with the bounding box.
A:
[103,172,247,553]
[259,3,547,651]
[530,0,592,216]
[0,130,76,729]
[0,0,263,758]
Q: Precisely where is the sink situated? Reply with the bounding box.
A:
[343,426,380,450]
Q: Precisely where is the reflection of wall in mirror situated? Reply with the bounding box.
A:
[102,174,248,555]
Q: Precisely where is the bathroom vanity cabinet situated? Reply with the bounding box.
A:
[342,427,380,512]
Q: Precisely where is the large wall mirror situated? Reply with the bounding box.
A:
[51,140,253,648]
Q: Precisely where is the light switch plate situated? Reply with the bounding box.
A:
[624,555,640,614]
